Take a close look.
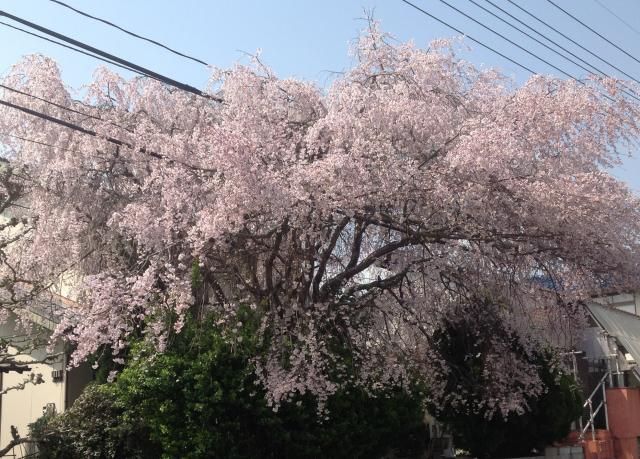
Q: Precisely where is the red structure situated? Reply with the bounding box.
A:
[602,388,640,459]
[582,429,614,459]
[582,388,640,459]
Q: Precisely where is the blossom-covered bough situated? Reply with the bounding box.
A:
[1,25,640,416]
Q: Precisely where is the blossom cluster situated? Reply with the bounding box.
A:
[1,24,640,415]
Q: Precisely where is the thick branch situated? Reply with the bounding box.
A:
[345,220,367,272]
[320,237,415,299]
[346,267,410,296]
[0,437,34,457]
[312,217,350,301]
[264,220,288,304]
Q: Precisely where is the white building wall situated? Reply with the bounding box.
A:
[0,319,66,457]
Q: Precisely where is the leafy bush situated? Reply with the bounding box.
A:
[29,383,159,459]
[114,311,428,458]
[428,300,582,458]
[32,309,428,459]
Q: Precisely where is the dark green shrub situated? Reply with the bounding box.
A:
[29,383,160,459]
[428,299,582,458]
[114,312,428,458]
[32,309,428,459]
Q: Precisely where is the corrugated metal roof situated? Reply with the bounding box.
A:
[586,302,640,366]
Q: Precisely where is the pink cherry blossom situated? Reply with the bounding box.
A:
[1,24,640,415]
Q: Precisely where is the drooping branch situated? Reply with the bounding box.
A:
[0,372,44,395]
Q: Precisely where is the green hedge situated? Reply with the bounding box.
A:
[31,311,428,459]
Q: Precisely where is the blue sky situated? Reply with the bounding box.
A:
[2,0,640,188]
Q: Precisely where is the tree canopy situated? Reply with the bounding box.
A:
[1,23,640,414]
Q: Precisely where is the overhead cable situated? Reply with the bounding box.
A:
[0,98,133,150]
[545,0,640,66]
[0,82,132,133]
[0,20,146,77]
[466,0,640,101]
[48,0,209,66]
[399,0,537,74]
[399,0,620,104]
[436,0,587,82]
[0,83,99,120]
[506,0,640,83]
[0,10,221,102]
[0,97,218,175]
[593,0,640,38]
[0,131,82,154]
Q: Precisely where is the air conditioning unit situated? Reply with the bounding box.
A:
[42,403,56,416]
[51,369,64,382]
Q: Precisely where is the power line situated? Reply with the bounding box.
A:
[0,10,221,102]
[0,83,99,120]
[399,0,618,104]
[0,22,204,131]
[467,0,640,102]
[48,0,209,66]
[0,131,82,154]
[485,0,640,85]
[0,82,132,133]
[505,0,640,83]
[0,97,130,149]
[438,0,634,103]
[0,20,147,78]
[0,95,201,169]
[436,0,587,82]
[545,0,640,67]
[398,0,537,74]
[0,97,218,175]
[593,0,640,38]
[473,0,598,77]
[0,10,201,96]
